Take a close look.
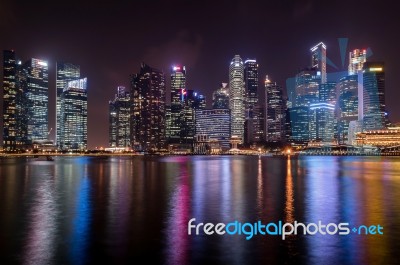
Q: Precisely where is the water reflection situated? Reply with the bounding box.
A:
[165,161,190,265]
[23,165,57,265]
[0,156,399,265]
[68,159,91,265]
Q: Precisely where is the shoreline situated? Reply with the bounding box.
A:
[1,153,400,158]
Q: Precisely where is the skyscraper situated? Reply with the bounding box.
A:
[265,76,286,142]
[337,75,358,143]
[131,63,166,151]
[212,83,229,109]
[294,67,321,107]
[169,65,186,144]
[348,49,367,75]
[60,78,87,150]
[21,58,49,142]
[244,59,261,145]
[180,89,205,144]
[289,106,309,142]
[309,102,335,142]
[56,62,80,148]
[109,86,131,148]
[244,59,258,116]
[311,42,327,83]
[360,62,386,130]
[2,50,20,150]
[319,82,337,104]
[229,55,245,143]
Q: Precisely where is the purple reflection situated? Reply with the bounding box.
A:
[165,162,190,265]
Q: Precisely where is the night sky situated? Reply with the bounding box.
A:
[1,0,399,148]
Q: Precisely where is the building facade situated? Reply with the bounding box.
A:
[2,50,19,150]
[360,62,386,130]
[265,76,285,142]
[229,55,245,143]
[195,109,231,149]
[60,78,88,150]
[337,75,358,144]
[310,42,327,84]
[131,63,166,151]
[309,102,335,142]
[169,65,186,144]
[109,86,131,148]
[21,58,49,142]
[212,83,229,109]
[56,62,80,148]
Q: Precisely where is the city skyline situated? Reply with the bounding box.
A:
[0,1,398,148]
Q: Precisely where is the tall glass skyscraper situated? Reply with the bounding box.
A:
[131,63,166,151]
[295,67,321,106]
[244,59,258,115]
[311,42,327,84]
[109,86,131,148]
[2,50,20,150]
[180,89,205,144]
[360,62,386,130]
[348,49,367,75]
[56,62,80,148]
[319,82,337,104]
[265,76,286,142]
[289,106,309,142]
[169,65,186,144]
[309,102,335,142]
[21,58,49,142]
[229,55,245,143]
[337,75,358,143]
[60,78,87,150]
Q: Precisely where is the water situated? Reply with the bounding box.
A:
[0,155,399,265]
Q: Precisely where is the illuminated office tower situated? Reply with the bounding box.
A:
[310,42,327,83]
[295,67,321,107]
[337,75,358,143]
[309,102,335,142]
[244,59,261,144]
[131,63,166,151]
[56,62,80,148]
[244,59,258,115]
[319,82,337,104]
[109,86,131,147]
[2,50,20,150]
[60,78,87,150]
[360,62,386,130]
[165,105,171,140]
[180,90,205,144]
[169,65,186,143]
[212,83,229,109]
[229,55,245,143]
[348,49,367,75]
[21,58,49,142]
[195,109,231,149]
[289,106,309,142]
[265,76,286,142]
